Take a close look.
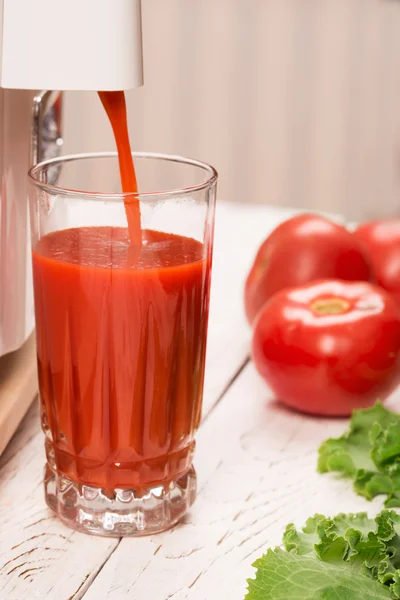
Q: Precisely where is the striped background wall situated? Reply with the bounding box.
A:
[64,0,400,221]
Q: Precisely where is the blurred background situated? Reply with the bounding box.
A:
[63,0,400,222]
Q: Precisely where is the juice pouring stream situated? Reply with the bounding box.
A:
[98,91,141,244]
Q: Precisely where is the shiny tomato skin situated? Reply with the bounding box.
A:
[354,220,400,305]
[252,280,400,416]
[245,214,374,324]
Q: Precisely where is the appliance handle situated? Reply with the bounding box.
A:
[31,90,63,167]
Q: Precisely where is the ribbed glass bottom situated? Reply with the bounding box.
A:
[44,462,197,537]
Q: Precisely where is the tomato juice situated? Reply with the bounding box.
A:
[33,226,210,489]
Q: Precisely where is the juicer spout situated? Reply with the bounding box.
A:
[0,0,143,91]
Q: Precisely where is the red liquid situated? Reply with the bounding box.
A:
[98,91,141,245]
[33,227,211,489]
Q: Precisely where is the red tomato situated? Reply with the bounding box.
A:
[354,220,400,305]
[252,280,400,416]
[245,214,374,324]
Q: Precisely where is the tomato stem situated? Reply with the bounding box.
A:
[310,297,351,315]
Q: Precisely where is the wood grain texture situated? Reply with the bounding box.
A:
[0,202,293,600]
[0,404,119,600]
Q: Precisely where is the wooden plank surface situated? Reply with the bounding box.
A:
[0,202,294,600]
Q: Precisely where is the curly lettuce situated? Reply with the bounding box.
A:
[246,510,400,599]
[318,403,400,507]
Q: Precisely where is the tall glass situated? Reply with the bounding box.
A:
[28,152,217,536]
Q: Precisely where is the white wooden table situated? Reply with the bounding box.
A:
[0,202,391,600]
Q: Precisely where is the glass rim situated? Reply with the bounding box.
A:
[28,151,218,200]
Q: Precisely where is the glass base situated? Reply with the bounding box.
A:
[44,462,197,537]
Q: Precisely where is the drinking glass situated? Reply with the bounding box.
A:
[28,152,217,536]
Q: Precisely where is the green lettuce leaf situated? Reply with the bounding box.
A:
[245,548,392,600]
[318,403,400,507]
[245,510,400,600]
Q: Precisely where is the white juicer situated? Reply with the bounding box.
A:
[0,0,143,453]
